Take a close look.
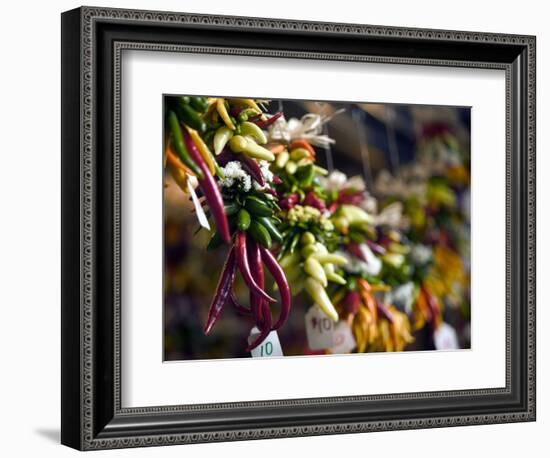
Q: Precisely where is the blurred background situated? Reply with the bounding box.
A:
[164,99,471,361]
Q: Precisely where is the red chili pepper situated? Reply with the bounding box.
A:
[343,290,361,315]
[235,232,276,304]
[337,191,364,206]
[238,154,265,187]
[347,242,367,262]
[245,301,273,352]
[259,245,291,330]
[247,237,267,324]
[303,191,326,211]
[365,239,386,256]
[279,193,299,210]
[215,149,265,186]
[204,248,237,334]
[183,129,231,243]
[251,111,283,129]
[376,298,394,323]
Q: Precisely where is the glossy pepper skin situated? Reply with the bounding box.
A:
[256,216,283,244]
[234,232,276,304]
[245,238,274,351]
[260,245,292,330]
[167,110,203,179]
[183,129,231,243]
[204,248,237,334]
[248,220,272,249]
[175,99,207,133]
[245,196,273,217]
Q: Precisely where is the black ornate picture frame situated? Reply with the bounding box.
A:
[61,6,536,450]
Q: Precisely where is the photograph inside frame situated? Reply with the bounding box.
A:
[163,95,471,360]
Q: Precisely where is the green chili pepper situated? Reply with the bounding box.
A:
[289,232,301,254]
[248,220,272,249]
[296,164,315,186]
[239,121,267,144]
[167,111,203,179]
[279,250,301,269]
[304,257,328,287]
[189,96,209,113]
[256,216,283,244]
[213,126,234,155]
[313,165,329,176]
[175,101,207,133]
[237,209,251,231]
[245,196,273,217]
[285,160,298,175]
[290,147,310,161]
[276,151,290,168]
[311,253,348,266]
[349,231,364,243]
[228,135,275,161]
[300,231,316,246]
[224,202,240,216]
[304,277,339,322]
[301,244,318,259]
[237,108,261,123]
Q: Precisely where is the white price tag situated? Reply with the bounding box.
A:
[187,176,210,230]
[433,322,459,350]
[248,327,283,358]
[330,321,356,354]
[305,305,335,350]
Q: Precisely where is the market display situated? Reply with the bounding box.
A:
[163,96,471,358]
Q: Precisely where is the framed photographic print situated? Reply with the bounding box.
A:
[61,6,536,450]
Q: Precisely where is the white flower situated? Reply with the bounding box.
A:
[253,160,275,190]
[219,161,252,192]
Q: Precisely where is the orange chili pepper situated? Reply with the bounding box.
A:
[290,139,316,158]
[165,143,193,175]
[267,143,287,154]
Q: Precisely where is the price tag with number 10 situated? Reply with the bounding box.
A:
[305,305,335,350]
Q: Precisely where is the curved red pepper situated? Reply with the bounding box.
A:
[235,232,276,304]
[376,298,394,324]
[365,239,386,256]
[251,111,283,129]
[216,149,265,187]
[259,245,291,330]
[245,303,273,352]
[247,237,266,324]
[204,248,237,335]
[183,129,231,243]
[347,242,367,262]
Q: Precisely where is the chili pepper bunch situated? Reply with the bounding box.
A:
[373,123,471,341]
[266,136,350,323]
[165,96,290,351]
[165,98,467,354]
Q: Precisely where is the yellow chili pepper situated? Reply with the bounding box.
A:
[216,98,236,130]
[185,126,223,178]
[304,277,339,322]
[304,257,328,287]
